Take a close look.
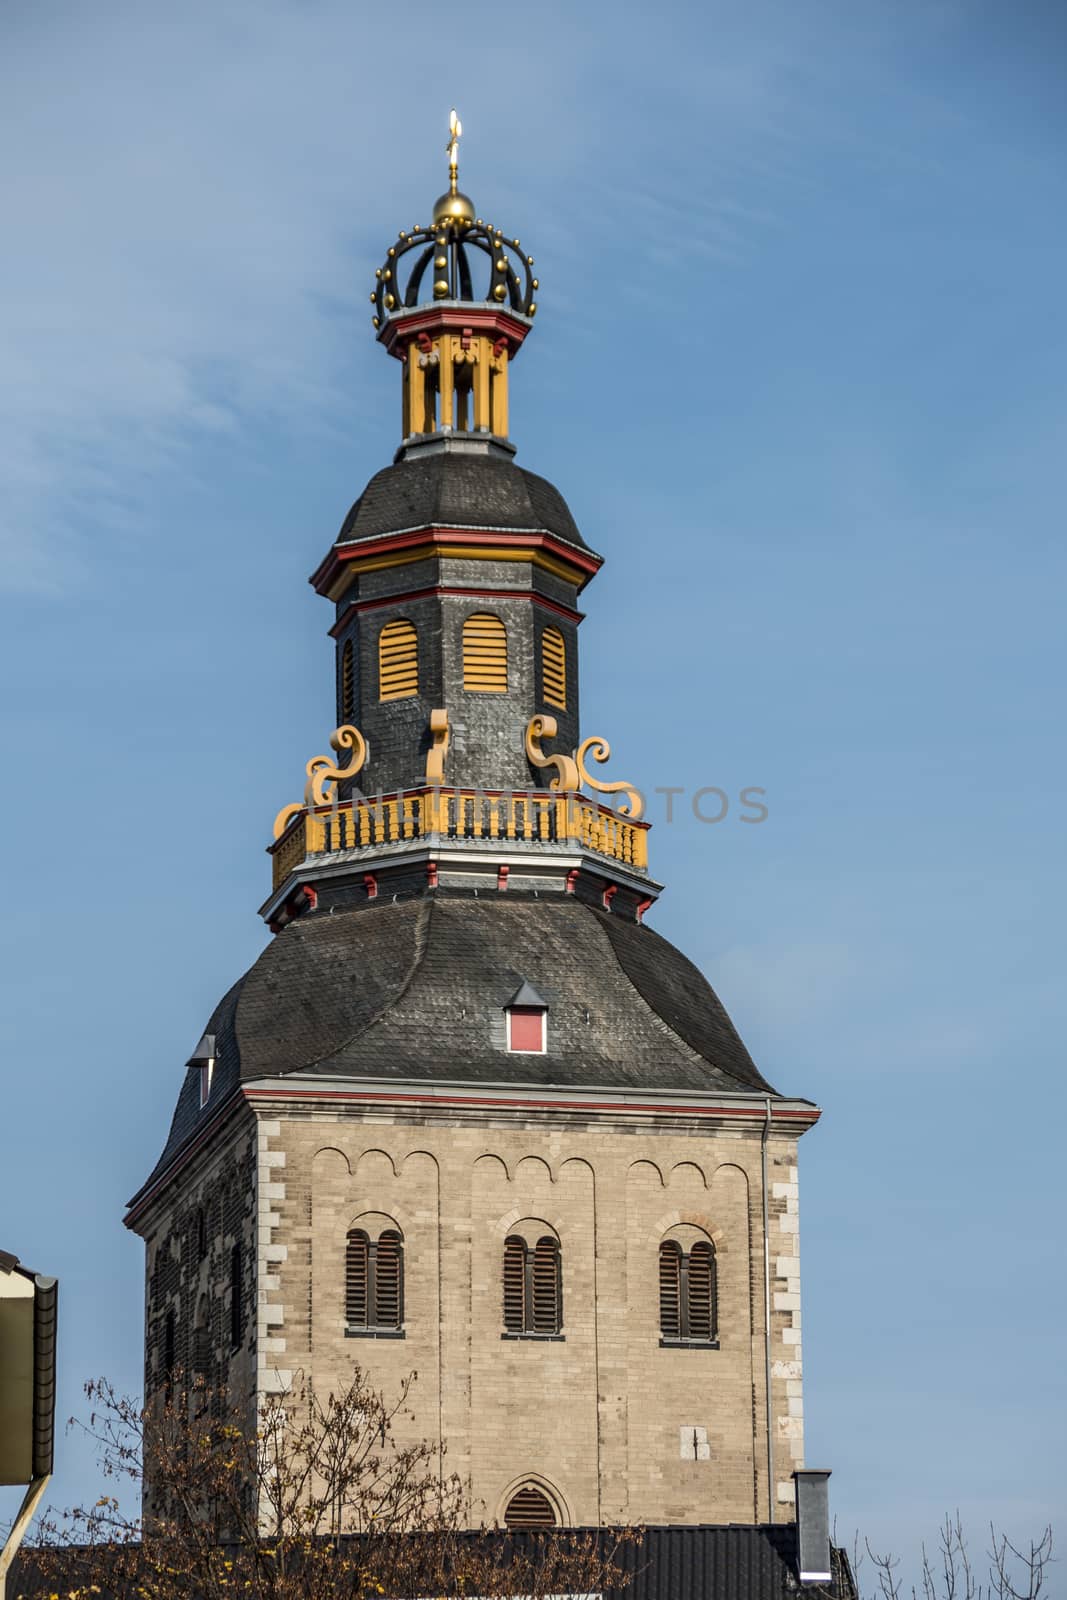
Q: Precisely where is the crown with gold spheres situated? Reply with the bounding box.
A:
[371,110,539,327]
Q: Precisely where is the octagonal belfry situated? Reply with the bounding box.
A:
[126,115,819,1532]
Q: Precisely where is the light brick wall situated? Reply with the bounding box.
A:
[255,1107,806,1527]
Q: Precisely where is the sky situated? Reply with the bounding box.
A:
[2,0,1065,1577]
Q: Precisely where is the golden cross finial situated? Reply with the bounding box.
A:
[446,108,462,196]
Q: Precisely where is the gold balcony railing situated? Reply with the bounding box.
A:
[269,786,649,891]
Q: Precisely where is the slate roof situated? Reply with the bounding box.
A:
[335,450,595,554]
[584,1524,856,1600]
[134,893,780,1207]
[13,1526,856,1600]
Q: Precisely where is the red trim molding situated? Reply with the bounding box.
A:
[246,1084,822,1124]
[378,305,531,360]
[311,526,602,597]
[329,585,584,638]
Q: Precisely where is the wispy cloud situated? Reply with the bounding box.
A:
[0,0,869,591]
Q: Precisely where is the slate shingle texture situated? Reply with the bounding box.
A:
[336,452,595,555]
[141,893,780,1199]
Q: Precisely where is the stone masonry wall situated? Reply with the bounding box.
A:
[253,1107,806,1528]
[138,1108,258,1422]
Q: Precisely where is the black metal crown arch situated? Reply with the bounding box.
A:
[372,221,538,325]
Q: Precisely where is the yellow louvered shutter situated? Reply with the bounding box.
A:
[542,626,566,710]
[463,613,508,692]
[378,619,418,701]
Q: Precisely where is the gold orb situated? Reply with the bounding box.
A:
[526,255,534,265]
[372,316,381,328]
[435,254,448,269]
[385,293,395,309]
[532,278,539,289]
[527,303,537,315]
[382,268,391,281]
[387,247,395,258]
[495,257,508,272]
[434,278,450,297]
[432,188,475,225]
[493,283,507,302]
[375,267,382,279]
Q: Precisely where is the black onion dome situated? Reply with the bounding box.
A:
[373,215,536,323]
[335,450,595,556]
[136,896,778,1198]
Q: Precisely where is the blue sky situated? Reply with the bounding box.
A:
[2,0,1064,1572]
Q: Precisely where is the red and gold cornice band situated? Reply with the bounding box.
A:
[378,304,532,361]
[311,525,603,601]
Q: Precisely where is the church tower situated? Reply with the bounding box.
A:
[125,119,819,1530]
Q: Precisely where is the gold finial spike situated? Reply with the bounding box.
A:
[447,107,462,196]
[433,109,474,226]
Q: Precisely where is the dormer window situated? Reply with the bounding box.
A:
[187,1033,216,1110]
[505,982,547,1053]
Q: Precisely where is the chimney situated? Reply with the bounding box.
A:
[794,1469,832,1585]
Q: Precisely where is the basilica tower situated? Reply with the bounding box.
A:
[126,120,819,1530]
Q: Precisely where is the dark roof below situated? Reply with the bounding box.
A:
[336,450,595,554]
[593,1524,856,1600]
[13,1526,856,1600]
[135,892,780,1204]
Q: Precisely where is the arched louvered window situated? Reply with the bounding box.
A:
[379,619,419,701]
[346,1230,369,1326]
[192,1294,211,1382]
[229,1242,243,1351]
[463,613,508,692]
[502,1232,562,1336]
[196,1207,207,1261]
[503,1237,526,1333]
[340,638,355,723]
[659,1234,718,1346]
[163,1307,176,1399]
[504,1485,557,1529]
[541,626,566,711]
[346,1225,404,1332]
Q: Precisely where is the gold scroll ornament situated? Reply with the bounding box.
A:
[525,717,644,820]
[424,708,450,785]
[272,724,368,841]
[575,736,644,819]
[525,715,580,791]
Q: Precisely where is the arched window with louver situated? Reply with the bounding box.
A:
[346,1220,405,1334]
[541,626,566,711]
[659,1231,718,1347]
[504,1486,557,1529]
[463,613,508,692]
[502,1226,562,1337]
[378,620,419,701]
[503,1236,526,1333]
[340,638,356,723]
[192,1293,211,1383]
[229,1242,243,1351]
[163,1306,176,1398]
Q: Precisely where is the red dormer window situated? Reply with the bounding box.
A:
[505,982,547,1054]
